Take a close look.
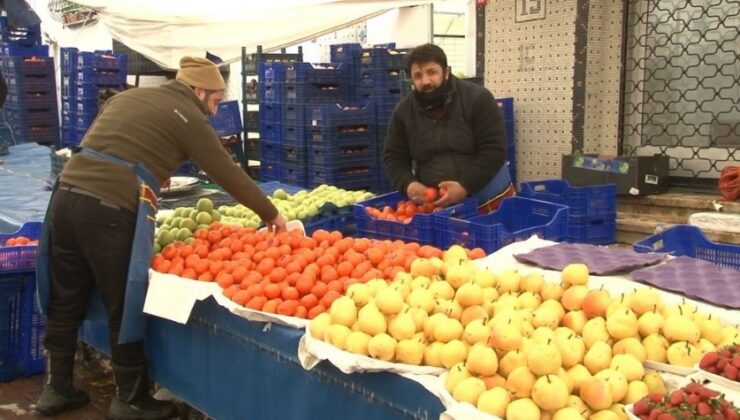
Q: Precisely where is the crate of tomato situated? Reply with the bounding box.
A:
[0,222,42,274]
[353,191,478,246]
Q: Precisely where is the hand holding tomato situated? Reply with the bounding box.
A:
[433,181,467,208]
[405,181,427,204]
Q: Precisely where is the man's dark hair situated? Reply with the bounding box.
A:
[405,43,448,74]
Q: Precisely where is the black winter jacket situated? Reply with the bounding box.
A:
[382,76,507,195]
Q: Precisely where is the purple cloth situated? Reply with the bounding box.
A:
[514,243,666,275]
[631,256,740,309]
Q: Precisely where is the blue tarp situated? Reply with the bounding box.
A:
[0,143,52,232]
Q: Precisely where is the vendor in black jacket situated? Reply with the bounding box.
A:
[383,43,514,213]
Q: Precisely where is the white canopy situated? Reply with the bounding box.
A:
[70,0,432,69]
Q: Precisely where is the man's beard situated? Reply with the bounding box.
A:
[413,76,452,109]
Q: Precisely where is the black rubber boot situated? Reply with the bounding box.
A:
[107,364,178,420]
[35,351,90,416]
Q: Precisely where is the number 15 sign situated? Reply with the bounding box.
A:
[516,0,546,22]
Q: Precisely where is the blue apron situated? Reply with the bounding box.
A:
[472,161,513,203]
[36,147,160,344]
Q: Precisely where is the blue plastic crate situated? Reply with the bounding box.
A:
[0,272,24,382]
[283,82,349,104]
[353,192,478,245]
[330,43,362,63]
[60,47,78,75]
[259,82,282,102]
[6,91,55,109]
[208,101,243,137]
[309,124,375,145]
[75,98,99,115]
[0,222,41,274]
[518,180,617,217]
[306,102,375,127]
[2,56,53,76]
[91,52,127,71]
[60,75,77,98]
[280,163,308,187]
[309,142,375,167]
[259,139,281,161]
[60,128,86,147]
[6,74,55,93]
[259,121,280,141]
[282,124,308,147]
[18,272,44,377]
[76,51,95,70]
[633,225,740,270]
[1,43,47,58]
[360,47,409,69]
[285,62,353,85]
[310,175,376,192]
[174,161,200,176]
[75,83,104,100]
[260,102,281,124]
[434,197,568,253]
[260,159,281,182]
[566,213,616,245]
[4,107,58,126]
[258,62,286,83]
[0,18,41,46]
[76,69,126,87]
[74,113,96,131]
[359,68,404,90]
[496,97,514,122]
[308,160,378,187]
[9,123,59,145]
[282,144,308,165]
[281,103,306,126]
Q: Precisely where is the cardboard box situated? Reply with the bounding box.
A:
[562,154,669,195]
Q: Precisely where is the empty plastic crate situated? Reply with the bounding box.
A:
[60,47,78,75]
[1,43,47,58]
[434,197,568,253]
[258,62,286,83]
[260,102,281,124]
[306,103,375,127]
[0,272,24,381]
[208,101,243,137]
[633,225,740,270]
[76,98,99,116]
[74,114,97,131]
[282,103,306,126]
[518,180,617,217]
[359,68,404,90]
[259,121,280,141]
[280,163,308,187]
[259,139,281,161]
[75,83,104,100]
[260,159,281,182]
[282,124,308,146]
[60,128,86,147]
[282,144,308,165]
[61,76,77,98]
[0,18,41,46]
[353,192,478,245]
[259,82,282,102]
[0,222,41,274]
[566,213,616,245]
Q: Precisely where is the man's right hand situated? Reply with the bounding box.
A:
[265,214,288,233]
[406,181,427,204]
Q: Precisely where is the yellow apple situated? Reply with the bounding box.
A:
[561,263,589,287]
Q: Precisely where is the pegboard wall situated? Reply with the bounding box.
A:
[485,0,624,183]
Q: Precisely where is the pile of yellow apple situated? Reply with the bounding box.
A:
[308,245,740,419]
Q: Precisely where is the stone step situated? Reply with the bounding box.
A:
[616,212,740,246]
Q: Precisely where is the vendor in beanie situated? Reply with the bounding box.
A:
[35,56,286,419]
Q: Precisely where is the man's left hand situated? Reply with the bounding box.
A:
[433,181,468,208]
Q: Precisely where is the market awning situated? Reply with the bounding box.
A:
[69,0,432,69]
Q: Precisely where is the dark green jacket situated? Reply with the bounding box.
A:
[61,80,277,221]
[383,76,507,195]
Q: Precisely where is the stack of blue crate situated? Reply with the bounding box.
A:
[496,97,516,185]
[0,18,58,146]
[331,43,410,193]
[59,47,128,147]
[258,61,361,188]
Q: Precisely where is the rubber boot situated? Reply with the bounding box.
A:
[35,351,90,416]
[107,364,178,420]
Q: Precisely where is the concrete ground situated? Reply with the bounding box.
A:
[0,344,207,419]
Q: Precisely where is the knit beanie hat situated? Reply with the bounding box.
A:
[176,56,226,90]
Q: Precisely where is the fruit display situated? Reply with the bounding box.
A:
[1,236,38,246]
[151,224,484,320]
[310,244,490,364]
[699,345,740,383]
[629,382,739,420]
[154,185,374,252]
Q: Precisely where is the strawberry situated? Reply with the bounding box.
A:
[718,358,729,370]
[657,414,675,420]
[698,402,713,416]
[701,352,720,369]
[669,390,685,406]
[650,393,664,404]
[725,408,738,420]
[724,364,738,381]
[733,356,740,369]
[684,382,703,394]
[649,409,663,420]
[687,393,702,404]
[634,400,651,415]
[720,349,732,359]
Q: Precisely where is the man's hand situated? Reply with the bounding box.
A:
[406,181,428,204]
[433,181,468,208]
[265,214,288,233]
